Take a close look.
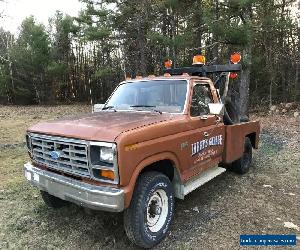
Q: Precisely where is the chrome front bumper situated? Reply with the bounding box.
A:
[24,162,124,212]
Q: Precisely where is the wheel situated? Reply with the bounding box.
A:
[231,137,252,174]
[124,171,174,248]
[40,191,69,209]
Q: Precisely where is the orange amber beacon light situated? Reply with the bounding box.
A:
[164,59,173,69]
[230,52,241,64]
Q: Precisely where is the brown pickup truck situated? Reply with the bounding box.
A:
[24,57,260,248]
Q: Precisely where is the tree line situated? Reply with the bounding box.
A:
[0,0,299,114]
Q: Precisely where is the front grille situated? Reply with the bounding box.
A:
[30,134,90,177]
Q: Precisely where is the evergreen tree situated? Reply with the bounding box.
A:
[0,0,299,105]
[11,16,51,103]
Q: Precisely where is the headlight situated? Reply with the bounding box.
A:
[100,147,114,164]
[90,142,118,183]
[90,142,116,166]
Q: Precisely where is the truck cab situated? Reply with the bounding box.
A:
[24,57,260,248]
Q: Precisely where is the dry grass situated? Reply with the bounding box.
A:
[0,105,299,249]
[0,105,90,145]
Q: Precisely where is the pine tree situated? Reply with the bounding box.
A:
[11,16,51,104]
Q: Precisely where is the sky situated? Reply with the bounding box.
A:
[0,0,299,34]
[0,0,82,34]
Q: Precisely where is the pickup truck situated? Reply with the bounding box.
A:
[24,55,260,248]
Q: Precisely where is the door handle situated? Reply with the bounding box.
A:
[204,132,209,137]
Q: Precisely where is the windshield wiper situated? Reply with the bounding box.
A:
[130,105,162,114]
[130,105,156,108]
[102,106,117,112]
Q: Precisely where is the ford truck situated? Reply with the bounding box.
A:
[24,54,260,248]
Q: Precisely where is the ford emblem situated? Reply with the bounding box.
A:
[50,151,61,160]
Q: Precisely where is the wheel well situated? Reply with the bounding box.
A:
[246,132,256,148]
[140,160,175,181]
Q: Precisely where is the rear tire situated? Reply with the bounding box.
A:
[231,137,252,174]
[124,171,174,248]
[40,191,69,209]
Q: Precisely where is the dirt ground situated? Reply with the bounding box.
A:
[0,105,299,250]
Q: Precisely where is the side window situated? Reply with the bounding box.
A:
[190,84,213,117]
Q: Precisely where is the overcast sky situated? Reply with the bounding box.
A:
[0,0,82,34]
[0,0,299,34]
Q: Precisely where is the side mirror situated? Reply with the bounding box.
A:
[208,103,224,116]
[93,104,104,113]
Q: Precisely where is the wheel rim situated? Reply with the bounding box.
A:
[146,189,169,233]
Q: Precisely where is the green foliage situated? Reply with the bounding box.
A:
[92,68,113,79]
[85,27,111,40]
[75,1,112,42]
[17,17,50,66]
[163,0,180,8]
[212,22,251,45]
[9,16,51,103]
[0,68,9,95]
[47,62,67,76]
[0,0,299,105]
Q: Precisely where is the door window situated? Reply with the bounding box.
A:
[190,84,213,117]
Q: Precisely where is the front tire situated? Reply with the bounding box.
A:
[40,191,69,209]
[124,171,174,248]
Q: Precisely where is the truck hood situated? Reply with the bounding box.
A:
[28,111,177,142]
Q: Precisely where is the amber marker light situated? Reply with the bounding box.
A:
[100,170,115,180]
[192,55,206,65]
[164,59,173,69]
[230,52,241,64]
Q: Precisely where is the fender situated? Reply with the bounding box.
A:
[122,151,182,208]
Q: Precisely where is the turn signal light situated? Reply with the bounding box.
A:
[193,55,206,65]
[230,52,241,64]
[164,59,173,69]
[100,170,115,180]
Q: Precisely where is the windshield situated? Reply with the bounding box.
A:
[105,80,188,113]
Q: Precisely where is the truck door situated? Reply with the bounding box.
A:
[184,82,225,181]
